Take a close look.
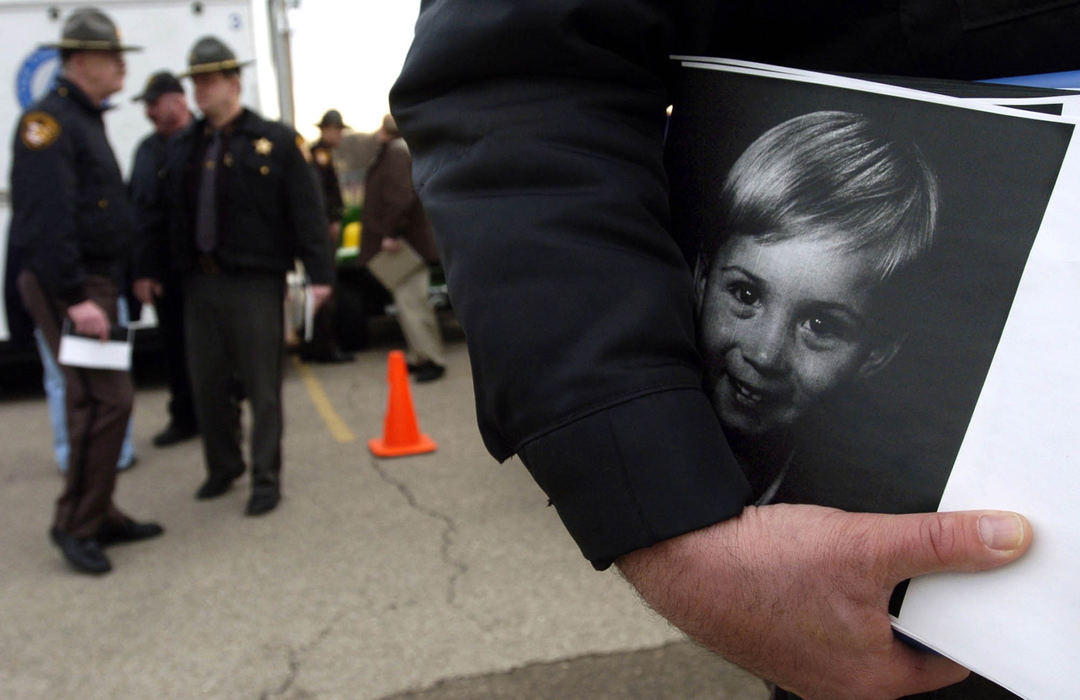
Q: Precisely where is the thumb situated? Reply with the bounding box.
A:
[876,510,1031,584]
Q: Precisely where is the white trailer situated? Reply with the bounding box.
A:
[0,0,295,351]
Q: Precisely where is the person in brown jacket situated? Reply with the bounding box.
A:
[360,114,445,382]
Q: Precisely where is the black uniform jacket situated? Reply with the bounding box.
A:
[138,109,333,286]
[8,78,135,307]
[311,138,344,224]
[129,129,171,277]
[390,0,1080,571]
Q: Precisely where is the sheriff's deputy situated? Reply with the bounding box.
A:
[129,71,199,448]
[299,108,352,364]
[8,7,164,575]
[135,36,333,516]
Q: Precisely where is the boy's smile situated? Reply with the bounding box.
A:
[701,233,889,444]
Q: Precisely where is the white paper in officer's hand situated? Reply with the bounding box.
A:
[57,322,133,371]
[303,283,315,343]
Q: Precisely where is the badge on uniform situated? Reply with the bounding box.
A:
[254,137,273,155]
[295,134,313,163]
[20,111,61,150]
[314,148,330,166]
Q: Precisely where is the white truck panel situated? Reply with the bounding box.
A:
[1,0,280,344]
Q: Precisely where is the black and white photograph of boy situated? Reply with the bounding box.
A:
[667,66,1075,517]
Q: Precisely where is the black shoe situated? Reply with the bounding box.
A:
[301,348,354,363]
[96,519,165,547]
[195,470,243,500]
[245,490,280,516]
[413,361,446,383]
[153,422,198,447]
[318,350,354,364]
[50,528,111,575]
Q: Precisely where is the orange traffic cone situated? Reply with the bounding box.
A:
[368,350,437,457]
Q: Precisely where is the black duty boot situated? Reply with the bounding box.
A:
[50,528,111,575]
[96,519,165,547]
[195,469,244,500]
[245,490,281,516]
[412,361,446,383]
[152,422,198,447]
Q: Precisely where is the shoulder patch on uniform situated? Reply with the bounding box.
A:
[20,111,62,150]
[295,134,313,163]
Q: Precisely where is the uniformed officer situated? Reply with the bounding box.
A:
[299,108,352,363]
[312,109,347,239]
[134,36,333,516]
[129,71,199,447]
[8,7,163,575]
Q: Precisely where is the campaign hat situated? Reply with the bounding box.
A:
[317,109,349,129]
[179,36,253,77]
[40,7,142,52]
[131,71,184,103]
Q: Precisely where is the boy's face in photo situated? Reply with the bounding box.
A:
[701,232,899,445]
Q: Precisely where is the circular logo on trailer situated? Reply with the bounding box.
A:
[16,48,61,110]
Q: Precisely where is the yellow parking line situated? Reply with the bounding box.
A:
[293,356,356,443]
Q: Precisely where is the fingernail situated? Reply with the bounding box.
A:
[978,514,1025,551]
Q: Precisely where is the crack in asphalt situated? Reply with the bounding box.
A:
[260,450,480,699]
[261,611,346,699]
[366,455,470,608]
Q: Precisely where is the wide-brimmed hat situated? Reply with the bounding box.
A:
[179,36,253,78]
[316,109,349,129]
[40,7,142,52]
[131,71,184,103]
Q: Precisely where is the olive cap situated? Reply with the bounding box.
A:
[131,71,184,103]
[40,7,142,52]
[179,36,253,78]
[317,109,349,129]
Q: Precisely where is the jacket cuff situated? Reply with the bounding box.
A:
[518,388,752,570]
[303,255,335,286]
[57,280,88,306]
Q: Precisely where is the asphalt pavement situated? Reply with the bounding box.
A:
[0,323,768,699]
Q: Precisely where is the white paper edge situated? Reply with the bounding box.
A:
[674,58,1080,126]
[889,617,1028,698]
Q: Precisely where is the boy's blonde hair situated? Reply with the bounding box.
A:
[703,110,939,282]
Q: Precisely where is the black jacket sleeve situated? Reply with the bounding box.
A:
[9,110,85,304]
[130,134,167,281]
[283,131,333,285]
[312,147,345,224]
[391,0,751,569]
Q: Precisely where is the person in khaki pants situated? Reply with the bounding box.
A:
[360,114,446,383]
